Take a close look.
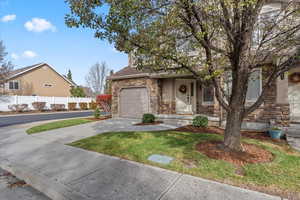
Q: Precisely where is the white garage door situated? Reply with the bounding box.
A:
[120,87,149,118]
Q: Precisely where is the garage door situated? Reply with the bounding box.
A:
[120,87,149,118]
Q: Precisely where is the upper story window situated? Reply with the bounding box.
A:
[253,4,281,45]
[9,80,19,90]
[202,86,215,105]
[246,69,262,102]
[176,37,198,56]
[224,69,262,103]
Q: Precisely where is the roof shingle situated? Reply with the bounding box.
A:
[8,63,43,78]
[109,66,149,79]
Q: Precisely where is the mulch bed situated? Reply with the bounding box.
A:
[196,141,274,166]
[174,125,286,143]
[134,121,163,126]
[8,180,27,188]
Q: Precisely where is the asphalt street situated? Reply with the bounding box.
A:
[0,111,93,127]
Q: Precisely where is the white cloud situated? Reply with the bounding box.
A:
[24,18,56,32]
[22,50,37,58]
[1,14,16,22]
[11,53,19,60]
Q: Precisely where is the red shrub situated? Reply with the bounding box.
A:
[96,94,112,103]
[96,94,112,112]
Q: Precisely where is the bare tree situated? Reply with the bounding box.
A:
[0,40,13,97]
[85,62,109,96]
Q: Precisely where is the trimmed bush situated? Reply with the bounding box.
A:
[94,108,101,119]
[142,113,155,123]
[8,104,28,112]
[32,102,46,111]
[89,101,97,110]
[68,102,77,110]
[50,104,65,111]
[192,116,208,128]
[79,102,88,110]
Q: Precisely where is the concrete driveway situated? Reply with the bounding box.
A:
[29,118,175,144]
[0,118,281,200]
[287,123,300,151]
[0,111,93,127]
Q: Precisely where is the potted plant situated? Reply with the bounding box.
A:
[268,127,283,139]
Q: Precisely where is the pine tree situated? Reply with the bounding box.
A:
[67,69,72,81]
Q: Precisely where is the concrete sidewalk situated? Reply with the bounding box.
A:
[0,167,50,200]
[0,119,282,200]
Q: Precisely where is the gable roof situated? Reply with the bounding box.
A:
[108,65,196,80]
[108,66,150,80]
[8,63,43,78]
[7,63,77,86]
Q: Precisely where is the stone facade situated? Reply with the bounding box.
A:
[221,71,290,127]
[197,104,220,117]
[112,74,290,127]
[159,101,176,114]
[111,77,160,117]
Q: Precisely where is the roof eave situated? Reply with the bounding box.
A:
[108,73,150,80]
[108,71,194,80]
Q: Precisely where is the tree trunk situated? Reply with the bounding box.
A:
[223,106,244,152]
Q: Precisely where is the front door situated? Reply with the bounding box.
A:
[175,79,196,114]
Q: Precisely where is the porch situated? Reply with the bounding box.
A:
[158,77,220,117]
[155,113,220,127]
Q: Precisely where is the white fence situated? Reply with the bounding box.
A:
[0,95,94,111]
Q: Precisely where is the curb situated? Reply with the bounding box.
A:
[0,158,90,200]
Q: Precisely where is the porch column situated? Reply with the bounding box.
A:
[275,74,290,126]
[276,75,289,104]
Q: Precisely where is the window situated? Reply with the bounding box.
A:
[9,80,19,90]
[246,70,262,102]
[224,69,262,102]
[202,86,214,104]
[253,7,281,45]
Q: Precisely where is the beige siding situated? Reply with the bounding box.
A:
[4,64,72,97]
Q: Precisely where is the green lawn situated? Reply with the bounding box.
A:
[69,131,300,198]
[27,118,94,134]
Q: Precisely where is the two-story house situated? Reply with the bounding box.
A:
[0,63,76,97]
[108,2,300,129]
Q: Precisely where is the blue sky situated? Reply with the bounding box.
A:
[0,0,128,85]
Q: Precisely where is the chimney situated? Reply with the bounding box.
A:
[128,52,134,68]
